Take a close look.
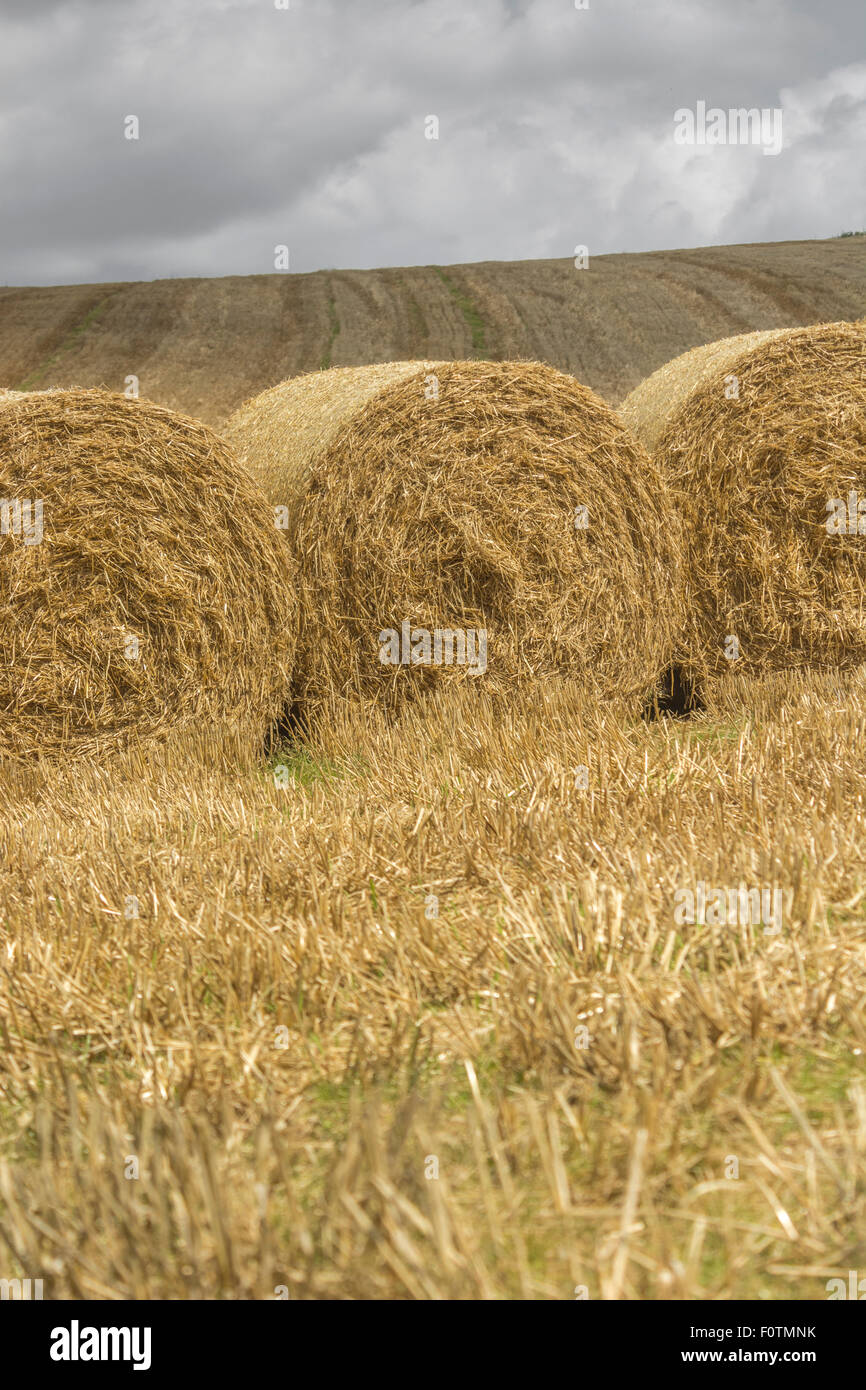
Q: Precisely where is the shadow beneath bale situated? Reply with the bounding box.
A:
[643,664,705,721]
[264,700,308,756]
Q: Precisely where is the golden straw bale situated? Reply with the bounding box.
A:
[620,321,866,679]
[0,388,296,757]
[226,359,685,712]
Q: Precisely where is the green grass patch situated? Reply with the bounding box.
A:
[266,744,368,792]
[433,267,487,356]
[16,292,119,390]
[320,281,341,370]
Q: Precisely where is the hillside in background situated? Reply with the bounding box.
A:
[1,237,864,426]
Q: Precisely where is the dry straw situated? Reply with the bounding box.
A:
[0,388,296,758]
[620,321,866,679]
[225,359,685,712]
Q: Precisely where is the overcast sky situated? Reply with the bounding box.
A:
[1,0,864,285]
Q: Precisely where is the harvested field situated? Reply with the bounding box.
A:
[1,672,865,1298]
[225,360,685,713]
[2,239,866,1309]
[620,320,866,681]
[0,389,296,758]
[2,237,864,424]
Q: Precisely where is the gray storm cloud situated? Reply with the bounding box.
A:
[0,0,863,285]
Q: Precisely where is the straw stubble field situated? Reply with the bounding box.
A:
[1,672,865,1299]
[3,237,864,426]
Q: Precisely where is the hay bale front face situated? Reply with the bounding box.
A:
[0,389,296,757]
[620,322,866,679]
[226,360,685,710]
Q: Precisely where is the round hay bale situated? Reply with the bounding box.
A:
[620,321,866,679]
[224,359,685,711]
[0,388,296,758]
